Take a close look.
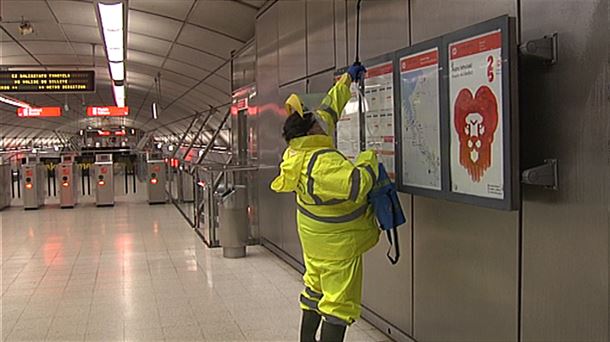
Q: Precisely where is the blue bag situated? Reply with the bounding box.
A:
[368,163,406,264]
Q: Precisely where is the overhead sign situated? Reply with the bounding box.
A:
[87,106,129,117]
[17,107,62,117]
[0,70,95,93]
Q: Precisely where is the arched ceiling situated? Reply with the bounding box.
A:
[0,0,263,147]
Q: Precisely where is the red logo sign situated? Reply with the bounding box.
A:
[101,167,108,174]
[62,168,70,176]
[87,106,129,116]
[25,170,33,176]
[17,107,62,117]
[454,86,499,182]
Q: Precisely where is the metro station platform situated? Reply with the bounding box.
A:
[0,200,386,342]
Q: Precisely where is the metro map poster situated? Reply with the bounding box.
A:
[363,62,395,180]
[449,29,504,199]
[399,48,441,190]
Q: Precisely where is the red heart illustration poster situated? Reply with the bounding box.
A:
[449,30,504,199]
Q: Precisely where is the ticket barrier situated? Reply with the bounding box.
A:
[147,160,167,204]
[0,164,11,210]
[57,155,78,208]
[21,163,46,209]
[94,154,114,206]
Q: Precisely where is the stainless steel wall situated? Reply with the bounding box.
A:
[254,0,609,341]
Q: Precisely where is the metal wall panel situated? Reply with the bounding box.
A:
[307,70,334,93]
[413,196,519,342]
[306,0,336,74]
[255,5,283,246]
[334,0,348,69]
[232,43,256,90]
[362,192,413,336]
[278,0,307,85]
[410,0,516,44]
[410,2,519,341]
[519,0,609,340]
[346,0,409,63]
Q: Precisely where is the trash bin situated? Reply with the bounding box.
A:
[217,186,248,258]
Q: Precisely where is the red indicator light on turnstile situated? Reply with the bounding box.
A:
[25,183,33,189]
[150,178,158,185]
[98,180,105,186]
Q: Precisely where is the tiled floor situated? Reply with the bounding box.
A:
[1,198,388,341]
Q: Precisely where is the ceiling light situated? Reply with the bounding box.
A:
[0,95,31,108]
[152,102,158,119]
[109,62,124,81]
[98,2,124,62]
[113,84,125,107]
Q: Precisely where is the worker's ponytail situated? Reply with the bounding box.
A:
[282,112,315,143]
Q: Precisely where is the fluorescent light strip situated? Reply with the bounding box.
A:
[98,3,124,62]
[109,62,124,81]
[152,102,158,119]
[0,95,31,108]
[113,84,125,107]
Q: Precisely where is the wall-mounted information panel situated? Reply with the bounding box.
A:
[395,39,444,195]
[393,15,519,210]
[362,58,396,180]
[444,16,519,210]
[0,70,95,93]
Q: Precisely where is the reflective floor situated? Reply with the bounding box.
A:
[1,199,387,341]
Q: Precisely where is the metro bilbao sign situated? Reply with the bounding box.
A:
[86,106,129,116]
[17,107,62,117]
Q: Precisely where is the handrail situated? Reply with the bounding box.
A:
[169,110,202,159]
[195,108,231,165]
[181,109,215,161]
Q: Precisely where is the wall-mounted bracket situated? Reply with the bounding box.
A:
[522,159,558,190]
[519,33,558,65]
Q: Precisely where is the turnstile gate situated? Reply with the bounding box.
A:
[57,155,78,208]
[147,160,167,204]
[21,163,46,209]
[94,154,114,206]
[0,164,11,210]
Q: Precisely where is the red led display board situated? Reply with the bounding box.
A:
[87,106,129,117]
[17,107,62,117]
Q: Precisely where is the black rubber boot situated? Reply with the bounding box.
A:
[300,310,322,342]
[320,320,347,342]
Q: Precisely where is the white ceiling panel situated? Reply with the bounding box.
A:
[177,24,241,59]
[163,59,209,80]
[21,41,73,55]
[129,0,195,21]
[2,22,66,42]
[128,33,172,56]
[62,24,102,44]
[127,50,165,67]
[0,42,28,57]
[71,42,95,56]
[37,55,81,65]
[168,44,225,71]
[189,1,256,42]
[128,10,182,41]
[48,1,98,26]
[2,1,56,23]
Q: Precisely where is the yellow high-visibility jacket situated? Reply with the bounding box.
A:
[271,74,380,260]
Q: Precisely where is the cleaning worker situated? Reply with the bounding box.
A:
[271,62,379,342]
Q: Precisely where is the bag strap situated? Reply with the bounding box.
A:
[385,228,400,265]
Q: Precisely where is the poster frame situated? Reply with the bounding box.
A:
[394,37,447,199]
[442,15,519,210]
